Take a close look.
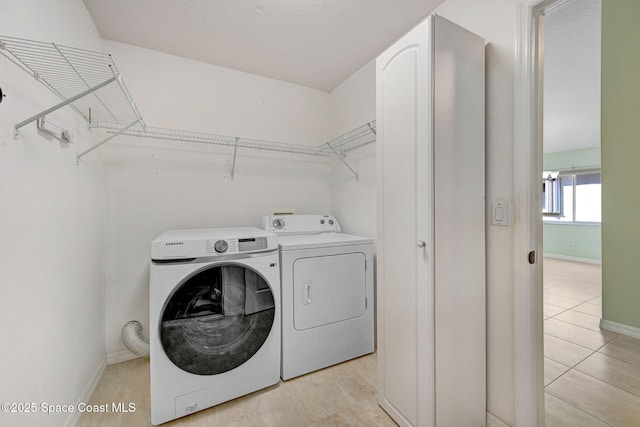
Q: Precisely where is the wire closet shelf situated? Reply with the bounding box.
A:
[1,34,376,175]
[0,34,144,130]
[92,120,377,158]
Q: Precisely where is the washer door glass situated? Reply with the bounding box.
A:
[160,264,275,375]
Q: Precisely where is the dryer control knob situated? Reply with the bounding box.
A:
[272,218,285,229]
[214,240,228,253]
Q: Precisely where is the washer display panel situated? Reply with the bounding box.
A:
[160,264,275,375]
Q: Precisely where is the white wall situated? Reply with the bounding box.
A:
[328,60,377,239]
[0,1,106,426]
[102,41,333,143]
[327,1,519,424]
[99,42,335,357]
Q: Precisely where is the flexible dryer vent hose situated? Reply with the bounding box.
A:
[121,320,150,357]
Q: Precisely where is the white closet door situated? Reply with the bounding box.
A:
[376,14,485,427]
[376,18,435,427]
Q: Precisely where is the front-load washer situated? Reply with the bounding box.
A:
[149,227,280,425]
[263,214,374,380]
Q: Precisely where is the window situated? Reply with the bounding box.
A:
[543,169,601,223]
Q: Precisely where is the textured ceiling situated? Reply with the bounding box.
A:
[544,0,601,154]
[83,0,444,92]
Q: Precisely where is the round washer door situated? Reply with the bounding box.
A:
[160,263,275,375]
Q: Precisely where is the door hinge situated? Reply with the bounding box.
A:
[528,250,536,265]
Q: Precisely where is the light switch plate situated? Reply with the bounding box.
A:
[492,201,508,226]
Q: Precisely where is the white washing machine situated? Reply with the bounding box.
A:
[263,214,374,380]
[149,227,280,425]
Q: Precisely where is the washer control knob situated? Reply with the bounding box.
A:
[214,240,228,253]
[328,219,334,225]
[272,218,285,229]
[320,219,325,224]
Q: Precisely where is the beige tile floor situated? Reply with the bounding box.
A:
[544,257,640,426]
[79,257,640,426]
[77,352,396,426]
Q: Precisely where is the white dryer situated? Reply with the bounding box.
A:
[149,227,280,425]
[264,214,374,380]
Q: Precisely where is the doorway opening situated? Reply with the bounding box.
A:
[517,0,640,425]
[540,0,604,410]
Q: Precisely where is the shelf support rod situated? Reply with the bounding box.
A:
[231,137,239,179]
[76,118,141,162]
[326,142,359,181]
[14,76,117,133]
[368,121,377,135]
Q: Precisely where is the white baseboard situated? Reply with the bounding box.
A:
[106,349,140,365]
[65,356,107,427]
[487,411,511,427]
[600,319,640,340]
[543,253,601,265]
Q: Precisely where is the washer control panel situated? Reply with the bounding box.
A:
[213,240,229,253]
[238,237,268,252]
[205,237,268,254]
[151,227,277,260]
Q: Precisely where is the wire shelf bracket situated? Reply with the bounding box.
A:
[0,34,144,144]
[326,142,359,180]
[320,120,377,154]
[77,119,142,163]
[231,137,239,179]
[321,120,377,179]
[14,76,116,135]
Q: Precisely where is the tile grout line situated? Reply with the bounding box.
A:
[546,335,640,412]
[586,294,601,303]
[544,391,613,426]
[595,348,640,370]
[545,304,573,319]
[544,290,600,302]
[544,317,616,347]
[544,344,597,388]
[571,360,640,401]
[543,334,596,365]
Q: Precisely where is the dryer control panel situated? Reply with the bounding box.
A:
[263,214,341,235]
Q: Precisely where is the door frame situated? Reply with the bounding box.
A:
[513,0,567,425]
